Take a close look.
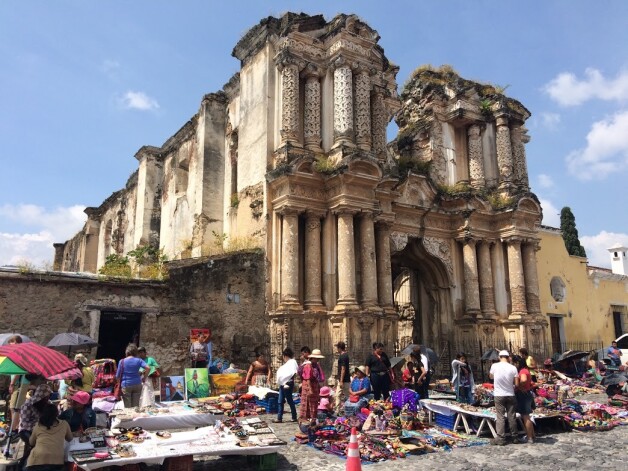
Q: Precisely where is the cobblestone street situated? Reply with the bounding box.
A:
[196,394,628,471]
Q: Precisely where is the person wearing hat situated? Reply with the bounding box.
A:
[317,386,333,418]
[59,390,96,433]
[489,350,520,445]
[344,366,371,411]
[67,353,95,395]
[297,348,325,419]
[334,341,350,414]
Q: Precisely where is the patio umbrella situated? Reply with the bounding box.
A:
[46,332,98,354]
[0,342,81,380]
[558,350,589,362]
[481,348,501,361]
[0,333,32,345]
[0,356,27,375]
[601,372,628,387]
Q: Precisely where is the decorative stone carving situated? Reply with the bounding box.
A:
[467,124,485,188]
[390,231,409,254]
[430,121,447,185]
[495,116,513,185]
[333,59,354,145]
[511,123,529,189]
[278,57,300,145]
[422,236,454,280]
[276,37,326,59]
[354,68,372,151]
[371,88,387,160]
[329,39,372,58]
[304,65,322,151]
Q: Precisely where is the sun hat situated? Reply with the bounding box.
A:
[355,365,367,375]
[70,390,91,405]
[74,353,88,366]
[319,386,331,397]
[309,349,325,359]
[498,350,510,357]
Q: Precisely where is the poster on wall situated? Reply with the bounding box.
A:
[209,373,247,395]
[185,368,210,399]
[160,375,185,402]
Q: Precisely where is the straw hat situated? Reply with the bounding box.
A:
[354,365,367,375]
[74,353,88,366]
[309,349,325,359]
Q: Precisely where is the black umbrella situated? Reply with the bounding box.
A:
[558,350,589,362]
[601,372,628,387]
[400,343,439,365]
[481,348,500,361]
[47,333,98,355]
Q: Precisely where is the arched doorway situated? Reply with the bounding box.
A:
[392,237,453,349]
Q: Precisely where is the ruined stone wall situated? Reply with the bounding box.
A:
[0,251,267,375]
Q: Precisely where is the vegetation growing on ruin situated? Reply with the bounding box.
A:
[230,193,240,208]
[397,156,432,176]
[201,231,262,256]
[98,254,133,279]
[437,182,473,198]
[313,155,338,175]
[98,246,168,280]
[486,192,516,210]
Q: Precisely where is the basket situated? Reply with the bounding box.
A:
[161,455,193,471]
[246,452,278,471]
[434,412,456,430]
[255,397,278,413]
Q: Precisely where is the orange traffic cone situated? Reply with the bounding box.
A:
[346,426,362,471]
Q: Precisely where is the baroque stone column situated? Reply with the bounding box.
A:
[278,56,300,146]
[303,65,322,152]
[467,124,485,189]
[522,241,542,318]
[376,222,394,310]
[359,212,378,309]
[332,58,354,147]
[371,87,387,161]
[477,240,496,319]
[495,116,513,188]
[335,210,358,310]
[462,239,481,318]
[511,123,530,189]
[280,209,301,309]
[304,212,324,310]
[354,66,372,151]
[506,239,527,319]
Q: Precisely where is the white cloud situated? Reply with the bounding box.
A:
[581,231,628,268]
[539,112,561,130]
[0,204,86,267]
[100,59,120,73]
[119,91,159,111]
[537,174,555,189]
[566,110,628,180]
[544,68,628,106]
[539,198,561,228]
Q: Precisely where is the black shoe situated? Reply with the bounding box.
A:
[512,437,523,444]
[290,418,298,422]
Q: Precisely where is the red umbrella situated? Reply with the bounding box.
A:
[0,342,81,380]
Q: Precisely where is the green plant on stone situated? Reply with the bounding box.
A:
[98,254,132,279]
[313,155,337,175]
[230,193,240,208]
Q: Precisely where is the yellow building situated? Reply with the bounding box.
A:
[537,226,628,354]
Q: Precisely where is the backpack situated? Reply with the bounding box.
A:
[91,359,117,388]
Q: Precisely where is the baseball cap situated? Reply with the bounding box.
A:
[498,350,510,357]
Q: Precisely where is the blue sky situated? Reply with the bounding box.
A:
[1,0,627,268]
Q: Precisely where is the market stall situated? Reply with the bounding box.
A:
[67,420,285,470]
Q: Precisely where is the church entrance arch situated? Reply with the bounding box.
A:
[392,237,453,350]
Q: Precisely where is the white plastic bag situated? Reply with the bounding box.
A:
[139,381,155,408]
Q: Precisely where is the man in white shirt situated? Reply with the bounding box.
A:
[489,350,520,445]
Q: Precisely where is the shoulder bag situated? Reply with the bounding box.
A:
[113,359,124,401]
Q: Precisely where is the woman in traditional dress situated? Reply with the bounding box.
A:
[297,348,325,419]
[245,351,272,387]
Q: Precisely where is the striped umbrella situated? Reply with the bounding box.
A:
[0,342,81,380]
[0,356,27,375]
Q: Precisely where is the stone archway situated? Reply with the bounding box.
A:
[392,237,454,349]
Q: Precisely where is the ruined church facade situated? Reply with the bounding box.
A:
[55,13,547,365]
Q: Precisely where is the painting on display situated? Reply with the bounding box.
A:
[160,375,185,402]
[209,373,247,395]
[184,368,210,399]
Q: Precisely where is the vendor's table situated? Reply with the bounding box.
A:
[110,402,217,431]
[67,426,282,471]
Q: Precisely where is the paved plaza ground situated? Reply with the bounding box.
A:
[197,393,628,471]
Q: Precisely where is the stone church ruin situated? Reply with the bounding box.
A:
[53,13,546,368]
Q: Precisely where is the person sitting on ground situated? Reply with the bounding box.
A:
[245,350,272,387]
[344,366,371,411]
[584,351,603,382]
[451,353,474,404]
[27,403,73,471]
[317,386,333,418]
[513,355,536,444]
[59,391,97,434]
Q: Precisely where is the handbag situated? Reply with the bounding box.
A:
[113,359,124,400]
[349,395,360,403]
